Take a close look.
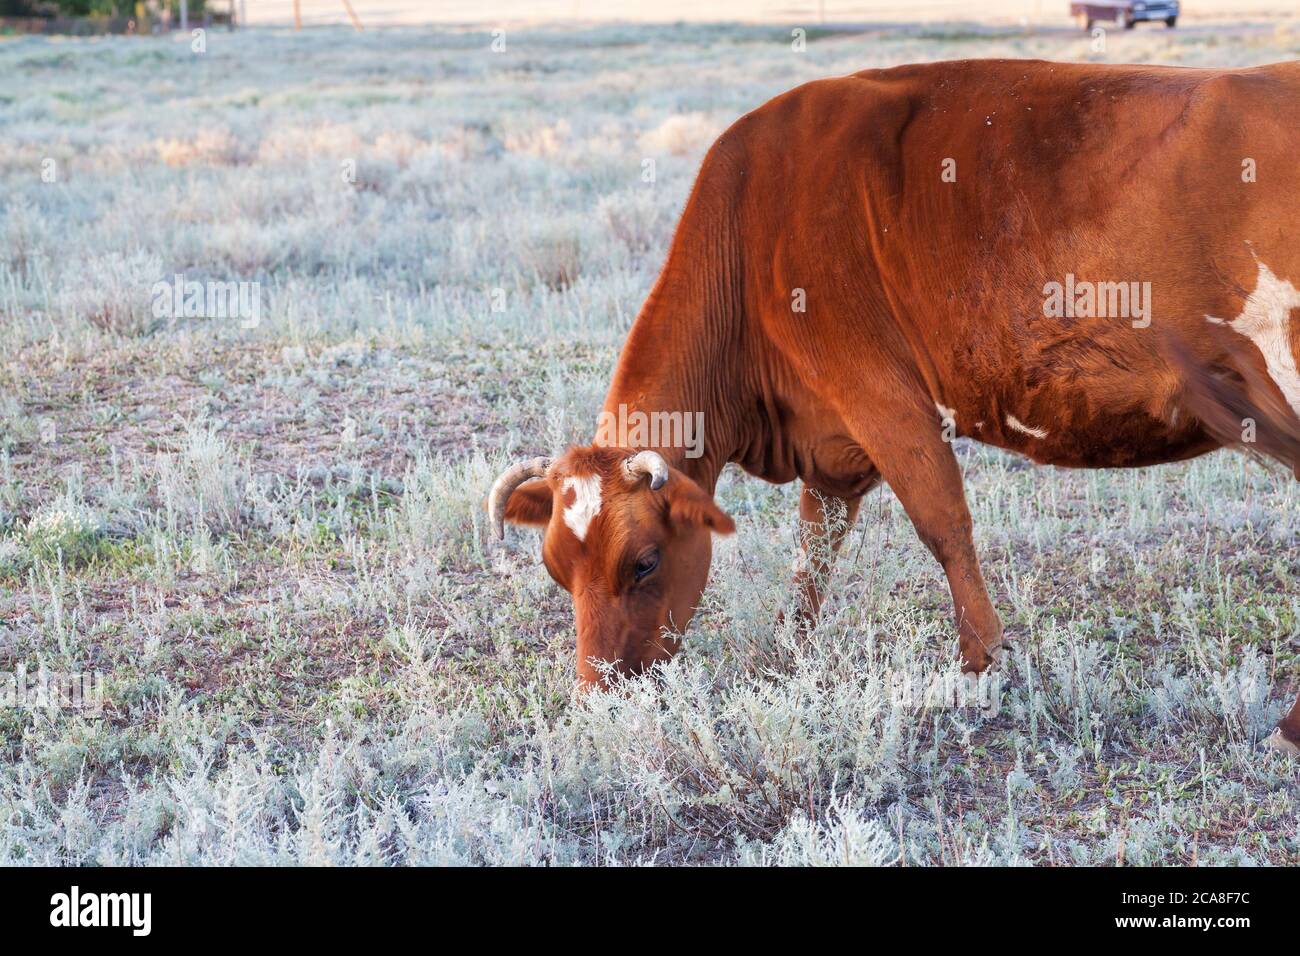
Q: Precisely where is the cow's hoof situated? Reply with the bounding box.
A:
[959,643,1002,675]
[1261,729,1300,757]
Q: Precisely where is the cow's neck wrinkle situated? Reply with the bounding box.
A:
[597,285,874,499]
[596,157,773,496]
[596,284,753,497]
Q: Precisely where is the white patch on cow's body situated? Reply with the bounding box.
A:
[1216,262,1300,416]
[1005,414,1049,439]
[561,474,602,542]
[935,400,956,423]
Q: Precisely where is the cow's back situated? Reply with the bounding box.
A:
[716,59,1300,468]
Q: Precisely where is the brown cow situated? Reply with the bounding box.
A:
[489,58,1300,755]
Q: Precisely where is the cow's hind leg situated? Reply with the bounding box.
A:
[1264,697,1300,756]
[792,483,873,627]
[842,400,1003,672]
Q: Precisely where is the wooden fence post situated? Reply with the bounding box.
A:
[341,0,363,31]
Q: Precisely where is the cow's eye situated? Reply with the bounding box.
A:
[633,549,660,582]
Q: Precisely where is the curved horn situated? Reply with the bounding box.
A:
[488,457,551,539]
[623,450,669,490]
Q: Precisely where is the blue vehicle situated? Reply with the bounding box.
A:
[1071,0,1180,29]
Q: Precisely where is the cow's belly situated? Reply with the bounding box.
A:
[959,401,1220,469]
[995,429,1221,470]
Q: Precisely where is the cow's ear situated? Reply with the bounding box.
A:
[667,478,735,535]
[504,481,553,527]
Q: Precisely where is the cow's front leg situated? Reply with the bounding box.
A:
[792,485,867,627]
[1264,695,1300,756]
[843,398,1003,672]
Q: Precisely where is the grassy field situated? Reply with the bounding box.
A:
[247,0,1300,28]
[1,19,1299,865]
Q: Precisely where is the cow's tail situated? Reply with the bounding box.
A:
[1170,340,1300,480]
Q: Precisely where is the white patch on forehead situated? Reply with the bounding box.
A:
[1211,261,1300,416]
[1006,414,1048,439]
[560,474,602,542]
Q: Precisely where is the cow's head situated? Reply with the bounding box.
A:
[488,447,734,688]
